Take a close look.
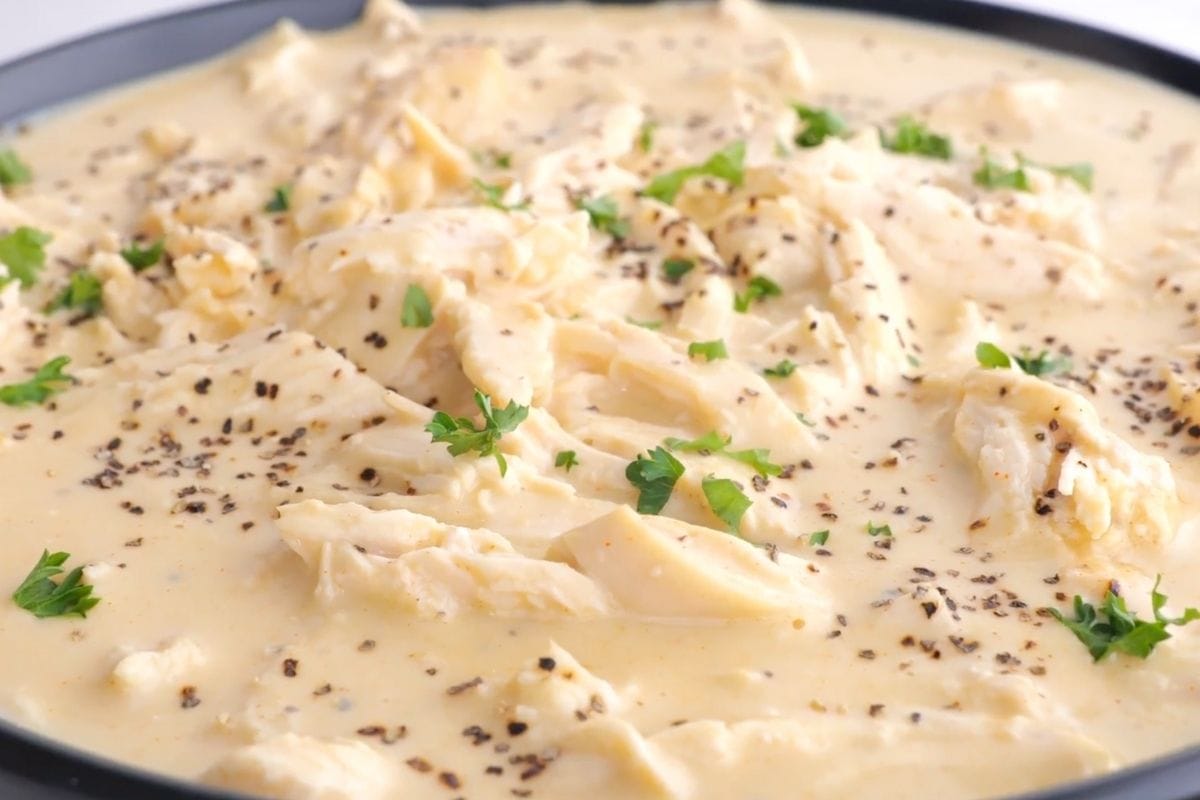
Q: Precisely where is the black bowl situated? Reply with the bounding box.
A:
[1,1,1198,798]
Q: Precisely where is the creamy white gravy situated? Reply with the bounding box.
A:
[2,2,1200,799]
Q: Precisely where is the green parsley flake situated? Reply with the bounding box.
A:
[702,475,752,533]
[733,275,783,313]
[974,149,1094,193]
[688,339,728,362]
[625,446,685,515]
[120,238,165,272]
[664,430,730,453]
[795,411,817,427]
[725,447,783,477]
[1013,349,1070,376]
[425,390,529,477]
[808,530,830,546]
[576,195,630,239]
[866,521,892,537]
[1021,152,1094,191]
[1040,160,1094,191]
[1050,576,1199,662]
[764,359,797,378]
[975,341,1069,377]
[45,270,103,317]
[476,150,512,169]
[0,226,52,288]
[0,355,73,407]
[471,150,512,169]
[401,283,434,328]
[555,450,579,472]
[626,316,662,330]
[973,148,1031,192]
[974,341,1011,369]
[880,116,952,160]
[474,178,529,212]
[661,258,694,283]
[0,149,32,187]
[637,121,657,153]
[793,105,847,148]
[11,550,100,619]
[642,140,746,205]
[663,431,782,478]
[264,184,292,213]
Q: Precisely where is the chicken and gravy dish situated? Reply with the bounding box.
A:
[2,1,1200,798]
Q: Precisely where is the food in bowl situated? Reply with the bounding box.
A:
[1,1,1199,798]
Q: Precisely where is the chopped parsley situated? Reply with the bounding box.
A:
[474,178,529,211]
[1040,160,1094,191]
[795,411,816,427]
[626,316,662,330]
[11,550,99,619]
[974,149,1094,193]
[576,195,629,239]
[264,184,292,213]
[0,356,73,407]
[0,226,51,288]
[975,341,1069,376]
[0,149,32,187]
[642,140,746,204]
[474,150,512,169]
[1020,153,1094,191]
[45,270,103,317]
[637,121,657,153]
[865,521,892,537]
[973,148,1031,192]
[808,530,830,546]
[625,446,684,514]
[1050,576,1199,662]
[554,450,579,472]
[401,283,434,328]
[661,258,695,283]
[733,275,782,313]
[793,105,847,148]
[688,339,728,362]
[725,447,783,477]
[1013,349,1070,376]
[663,431,782,477]
[425,389,529,477]
[764,359,797,378]
[880,116,952,160]
[120,238,165,272]
[702,475,752,533]
[974,341,1012,369]
[664,430,730,453]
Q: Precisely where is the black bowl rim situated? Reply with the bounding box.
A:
[0,1,1198,799]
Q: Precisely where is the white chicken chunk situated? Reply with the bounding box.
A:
[202,733,398,800]
[954,369,1177,553]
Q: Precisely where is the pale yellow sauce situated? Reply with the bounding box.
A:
[2,2,1200,799]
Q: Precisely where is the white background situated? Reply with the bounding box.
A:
[1,0,1198,62]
